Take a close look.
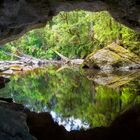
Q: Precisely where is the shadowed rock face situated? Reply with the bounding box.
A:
[0,76,10,89]
[0,105,33,140]
[102,0,140,32]
[0,0,139,44]
[0,102,140,140]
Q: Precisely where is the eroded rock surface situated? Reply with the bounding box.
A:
[103,0,140,32]
[0,104,33,140]
[0,0,139,44]
[83,43,140,71]
[0,102,140,140]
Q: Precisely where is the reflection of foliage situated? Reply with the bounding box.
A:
[0,67,140,129]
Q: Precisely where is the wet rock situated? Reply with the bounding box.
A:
[0,76,10,89]
[0,106,33,140]
[83,43,140,71]
[26,104,140,140]
[0,102,30,112]
[1,102,140,140]
[26,112,67,140]
[109,105,140,140]
[0,102,67,140]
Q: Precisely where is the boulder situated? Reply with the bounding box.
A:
[0,105,34,140]
[1,102,140,140]
[83,43,140,71]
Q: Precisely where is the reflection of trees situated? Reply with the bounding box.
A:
[0,67,140,129]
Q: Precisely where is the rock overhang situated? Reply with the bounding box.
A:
[0,0,139,44]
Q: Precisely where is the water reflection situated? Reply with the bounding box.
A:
[0,66,140,131]
[51,111,89,131]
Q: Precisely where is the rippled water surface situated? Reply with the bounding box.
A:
[0,66,140,131]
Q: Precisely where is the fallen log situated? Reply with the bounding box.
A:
[53,50,84,65]
[0,50,83,76]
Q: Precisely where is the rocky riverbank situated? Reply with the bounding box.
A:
[83,43,140,71]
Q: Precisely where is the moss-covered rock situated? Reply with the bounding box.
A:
[83,43,140,71]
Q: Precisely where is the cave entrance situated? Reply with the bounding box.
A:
[0,10,140,132]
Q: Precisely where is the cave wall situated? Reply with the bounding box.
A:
[0,0,139,44]
[0,101,140,140]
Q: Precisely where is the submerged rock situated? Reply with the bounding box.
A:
[83,43,140,71]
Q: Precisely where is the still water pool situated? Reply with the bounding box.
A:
[0,66,140,131]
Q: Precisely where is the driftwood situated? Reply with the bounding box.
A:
[0,50,84,75]
[53,50,70,62]
[53,50,84,65]
[1,49,83,65]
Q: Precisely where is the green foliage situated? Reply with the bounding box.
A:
[1,11,139,60]
[0,10,140,131]
[0,66,140,129]
[0,51,11,60]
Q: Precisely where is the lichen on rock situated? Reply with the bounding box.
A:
[83,43,140,71]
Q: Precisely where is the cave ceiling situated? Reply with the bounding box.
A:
[0,0,139,44]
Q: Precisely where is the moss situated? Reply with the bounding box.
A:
[83,43,140,70]
[107,43,140,64]
[112,61,123,68]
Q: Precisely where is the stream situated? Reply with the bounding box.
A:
[0,65,140,131]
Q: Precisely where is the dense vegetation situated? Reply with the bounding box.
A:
[0,11,140,60]
[0,10,140,130]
